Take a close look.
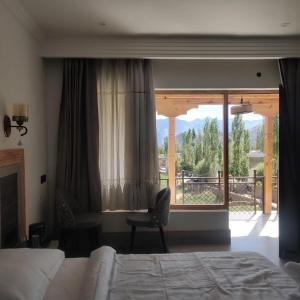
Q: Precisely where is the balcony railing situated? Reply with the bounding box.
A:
[159,171,278,213]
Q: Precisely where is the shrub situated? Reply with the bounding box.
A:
[255,162,264,177]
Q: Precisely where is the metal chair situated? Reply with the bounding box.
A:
[126,187,171,253]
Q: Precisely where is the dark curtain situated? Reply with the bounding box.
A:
[279,59,300,259]
[56,59,101,213]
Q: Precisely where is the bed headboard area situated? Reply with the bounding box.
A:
[0,149,26,247]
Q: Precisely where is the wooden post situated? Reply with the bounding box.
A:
[263,115,274,214]
[182,170,185,204]
[253,170,257,214]
[168,117,176,204]
[223,93,229,209]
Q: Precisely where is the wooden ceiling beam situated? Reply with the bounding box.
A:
[156,91,279,117]
[156,94,278,103]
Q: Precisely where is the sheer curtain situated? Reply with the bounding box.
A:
[97,59,159,210]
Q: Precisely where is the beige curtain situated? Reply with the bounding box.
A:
[97,60,159,210]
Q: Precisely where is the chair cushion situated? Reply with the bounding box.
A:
[155,188,171,226]
[56,190,76,228]
[126,213,153,227]
[74,213,102,229]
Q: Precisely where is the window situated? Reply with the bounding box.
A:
[156,90,279,211]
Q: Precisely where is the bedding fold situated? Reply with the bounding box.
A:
[80,246,116,300]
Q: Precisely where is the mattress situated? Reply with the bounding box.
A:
[106,250,300,300]
[82,247,300,300]
[1,247,300,300]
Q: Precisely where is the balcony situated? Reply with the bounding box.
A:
[160,171,278,213]
[156,90,279,213]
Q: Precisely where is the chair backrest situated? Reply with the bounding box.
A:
[154,188,171,226]
[56,189,76,228]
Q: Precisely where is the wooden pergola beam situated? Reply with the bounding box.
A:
[156,92,279,118]
[156,94,278,103]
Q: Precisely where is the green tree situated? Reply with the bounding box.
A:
[194,118,222,176]
[256,124,264,152]
[177,118,222,177]
[159,136,168,156]
[230,115,249,176]
[241,129,250,175]
[244,130,250,153]
[195,159,211,177]
[194,130,203,165]
[256,162,264,177]
[180,129,196,171]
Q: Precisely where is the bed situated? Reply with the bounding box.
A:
[0,247,299,300]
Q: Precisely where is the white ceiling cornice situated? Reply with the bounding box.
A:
[41,36,300,59]
[1,0,43,41]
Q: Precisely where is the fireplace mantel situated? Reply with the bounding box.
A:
[0,149,26,242]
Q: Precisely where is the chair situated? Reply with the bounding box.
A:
[126,187,171,253]
[56,189,102,252]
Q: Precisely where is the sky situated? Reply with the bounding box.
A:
[156,105,263,121]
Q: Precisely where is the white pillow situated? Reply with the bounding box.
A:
[285,261,300,286]
[0,248,65,300]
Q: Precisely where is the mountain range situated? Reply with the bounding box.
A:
[156,118,263,146]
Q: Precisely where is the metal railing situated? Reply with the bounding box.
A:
[159,170,278,213]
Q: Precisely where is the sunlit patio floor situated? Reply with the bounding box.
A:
[229,211,280,266]
[230,211,278,238]
[50,211,282,266]
[171,212,281,266]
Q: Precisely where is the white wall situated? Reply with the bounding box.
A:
[102,210,228,232]
[0,2,47,232]
[44,58,281,233]
[44,60,63,231]
[153,59,280,89]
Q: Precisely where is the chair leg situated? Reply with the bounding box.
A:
[58,229,65,250]
[89,226,99,250]
[130,226,136,252]
[159,226,168,253]
[58,228,69,251]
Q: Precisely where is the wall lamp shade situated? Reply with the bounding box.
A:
[230,98,253,115]
[3,103,29,137]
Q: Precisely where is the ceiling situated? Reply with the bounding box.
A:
[19,0,300,38]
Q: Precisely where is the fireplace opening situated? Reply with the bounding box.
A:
[0,168,19,248]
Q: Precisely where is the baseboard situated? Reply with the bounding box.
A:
[279,249,300,261]
[167,229,231,244]
[102,229,231,251]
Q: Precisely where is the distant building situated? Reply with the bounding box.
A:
[159,154,167,173]
[247,150,264,172]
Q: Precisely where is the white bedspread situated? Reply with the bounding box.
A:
[85,247,300,300]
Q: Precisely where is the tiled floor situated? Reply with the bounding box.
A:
[230,212,280,265]
[171,211,280,266]
[229,211,278,238]
[51,212,281,266]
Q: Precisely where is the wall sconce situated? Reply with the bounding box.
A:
[3,103,29,137]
